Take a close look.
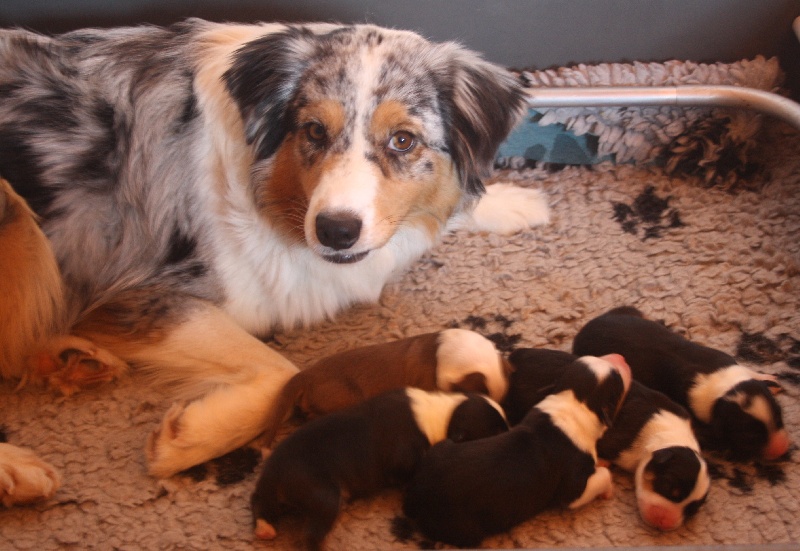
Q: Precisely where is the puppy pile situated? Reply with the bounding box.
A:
[249,307,790,549]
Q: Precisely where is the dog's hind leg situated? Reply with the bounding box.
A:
[568,465,614,509]
[0,178,65,381]
[74,298,299,477]
[302,482,342,551]
[0,177,125,394]
[24,335,128,396]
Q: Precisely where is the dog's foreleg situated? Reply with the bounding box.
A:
[568,465,613,509]
[110,304,300,478]
[0,443,61,507]
[449,183,550,235]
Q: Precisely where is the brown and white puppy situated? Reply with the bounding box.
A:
[573,307,789,462]
[402,354,631,548]
[260,329,511,445]
[506,348,709,531]
[250,388,508,551]
[0,19,549,479]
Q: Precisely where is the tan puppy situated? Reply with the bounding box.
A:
[261,329,511,446]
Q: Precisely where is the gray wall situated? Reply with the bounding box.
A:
[2,1,799,94]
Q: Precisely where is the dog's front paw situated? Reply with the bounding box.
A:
[467,183,550,235]
[0,443,61,507]
[146,368,295,478]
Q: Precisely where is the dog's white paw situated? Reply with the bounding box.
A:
[146,368,295,478]
[0,443,61,507]
[464,183,550,235]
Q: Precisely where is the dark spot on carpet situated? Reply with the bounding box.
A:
[612,185,684,240]
[452,315,521,354]
[179,463,208,483]
[736,331,800,369]
[213,447,261,486]
[754,462,786,486]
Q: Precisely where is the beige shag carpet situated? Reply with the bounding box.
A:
[2,119,799,550]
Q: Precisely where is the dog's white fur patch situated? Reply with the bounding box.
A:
[450,183,550,235]
[687,364,763,423]
[435,328,508,401]
[537,390,604,459]
[405,388,468,446]
[616,410,699,472]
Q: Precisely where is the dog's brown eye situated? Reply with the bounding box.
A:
[388,131,415,153]
[305,122,327,143]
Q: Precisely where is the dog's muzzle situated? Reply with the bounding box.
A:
[315,212,369,264]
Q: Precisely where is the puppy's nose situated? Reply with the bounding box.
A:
[315,211,362,250]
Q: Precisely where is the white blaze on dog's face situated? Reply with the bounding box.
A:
[223,25,526,264]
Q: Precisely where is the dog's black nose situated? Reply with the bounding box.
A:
[315,211,362,250]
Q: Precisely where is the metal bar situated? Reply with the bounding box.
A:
[525,85,800,131]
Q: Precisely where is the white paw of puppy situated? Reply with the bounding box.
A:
[569,465,613,509]
[461,183,550,235]
[0,443,61,507]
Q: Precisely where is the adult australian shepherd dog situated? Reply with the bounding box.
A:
[0,18,548,501]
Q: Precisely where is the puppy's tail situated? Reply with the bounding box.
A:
[0,178,67,381]
[258,372,305,448]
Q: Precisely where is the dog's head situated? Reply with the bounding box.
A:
[635,445,709,530]
[558,354,633,428]
[223,25,526,263]
[708,379,789,461]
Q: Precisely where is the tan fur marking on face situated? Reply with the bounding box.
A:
[299,99,346,140]
[258,137,308,245]
[370,101,419,139]
[369,101,462,242]
[258,101,348,245]
[375,152,461,241]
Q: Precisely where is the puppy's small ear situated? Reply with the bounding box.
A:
[433,44,527,196]
[224,26,317,160]
[599,406,614,428]
[751,372,783,395]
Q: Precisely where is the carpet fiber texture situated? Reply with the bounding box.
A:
[1,121,799,550]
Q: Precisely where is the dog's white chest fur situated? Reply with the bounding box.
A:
[212,216,432,334]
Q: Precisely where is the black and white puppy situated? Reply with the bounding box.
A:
[573,306,790,461]
[250,388,508,551]
[259,328,510,446]
[402,354,631,548]
[504,348,710,531]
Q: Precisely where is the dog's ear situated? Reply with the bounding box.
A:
[432,44,527,196]
[223,26,317,160]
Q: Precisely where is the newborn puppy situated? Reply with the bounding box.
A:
[260,329,510,445]
[573,306,789,461]
[251,388,508,551]
[505,348,710,531]
[402,354,631,548]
